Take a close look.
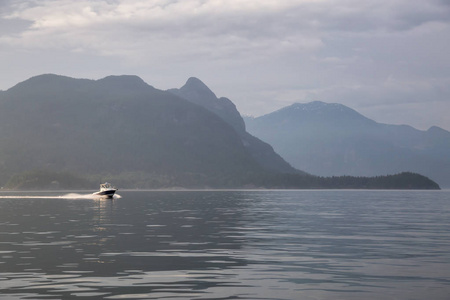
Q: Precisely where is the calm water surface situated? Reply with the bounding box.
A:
[0,190,449,299]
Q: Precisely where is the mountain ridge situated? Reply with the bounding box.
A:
[245,101,450,187]
[0,74,266,188]
[168,77,301,175]
[0,74,439,189]
[0,74,311,188]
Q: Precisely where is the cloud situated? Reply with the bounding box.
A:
[1,0,449,130]
[3,0,449,59]
[2,1,319,55]
[3,0,448,56]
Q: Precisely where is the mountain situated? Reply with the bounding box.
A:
[169,77,245,132]
[168,77,302,174]
[245,101,450,187]
[0,76,439,189]
[0,74,272,188]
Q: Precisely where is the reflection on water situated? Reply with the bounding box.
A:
[0,190,450,299]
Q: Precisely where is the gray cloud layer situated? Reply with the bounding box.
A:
[1,0,449,130]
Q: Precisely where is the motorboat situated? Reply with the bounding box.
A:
[93,182,117,198]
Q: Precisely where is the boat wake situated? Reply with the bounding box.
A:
[62,193,122,199]
[61,193,101,199]
[0,193,121,199]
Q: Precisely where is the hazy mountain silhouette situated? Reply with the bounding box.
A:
[168,77,301,174]
[0,74,271,188]
[169,77,245,132]
[245,101,450,187]
[0,76,439,189]
[0,74,307,188]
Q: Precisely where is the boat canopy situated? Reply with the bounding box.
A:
[100,182,114,190]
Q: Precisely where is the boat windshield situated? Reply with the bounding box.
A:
[100,183,113,190]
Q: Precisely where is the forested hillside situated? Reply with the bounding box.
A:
[0,75,440,190]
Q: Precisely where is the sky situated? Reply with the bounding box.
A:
[1,0,449,131]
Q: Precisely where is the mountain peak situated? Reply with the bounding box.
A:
[8,74,93,94]
[290,101,369,120]
[9,74,153,94]
[427,125,450,140]
[427,126,449,134]
[169,77,246,133]
[254,101,376,130]
[10,74,78,88]
[185,77,208,88]
[179,77,217,99]
[286,101,351,113]
[97,75,151,90]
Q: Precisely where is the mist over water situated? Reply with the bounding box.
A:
[0,190,449,300]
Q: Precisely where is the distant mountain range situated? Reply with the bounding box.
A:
[0,75,439,189]
[0,74,299,189]
[245,101,450,187]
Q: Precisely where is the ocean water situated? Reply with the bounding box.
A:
[0,190,449,300]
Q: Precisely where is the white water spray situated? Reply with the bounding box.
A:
[0,193,121,199]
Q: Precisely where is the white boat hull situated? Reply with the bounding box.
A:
[93,189,117,198]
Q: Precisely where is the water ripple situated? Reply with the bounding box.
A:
[0,190,449,299]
